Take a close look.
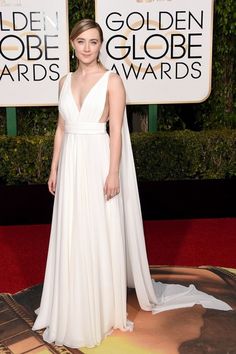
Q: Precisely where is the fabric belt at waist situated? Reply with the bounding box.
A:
[65,122,107,135]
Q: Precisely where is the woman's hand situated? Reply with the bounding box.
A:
[104,172,120,201]
[48,169,57,195]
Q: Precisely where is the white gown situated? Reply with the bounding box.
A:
[32,70,231,348]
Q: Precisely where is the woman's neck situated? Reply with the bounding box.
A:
[76,62,102,75]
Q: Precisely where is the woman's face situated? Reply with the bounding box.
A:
[71,28,102,65]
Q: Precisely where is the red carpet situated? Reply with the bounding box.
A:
[144,218,236,267]
[0,218,235,293]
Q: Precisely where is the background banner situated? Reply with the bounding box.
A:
[96,0,214,104]
[0,0,69,106]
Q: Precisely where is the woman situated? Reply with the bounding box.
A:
[32,19,231,349]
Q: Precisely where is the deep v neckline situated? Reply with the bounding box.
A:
[69,71,109,114]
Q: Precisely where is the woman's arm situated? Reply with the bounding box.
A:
[48,77,66,195]
[104,73,126,200]
[48,116,64,195]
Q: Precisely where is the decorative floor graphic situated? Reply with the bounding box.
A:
[0,266,235,354]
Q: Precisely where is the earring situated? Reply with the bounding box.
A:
[72,49,75,59]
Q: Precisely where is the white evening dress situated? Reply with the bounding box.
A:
[32,70,231,348]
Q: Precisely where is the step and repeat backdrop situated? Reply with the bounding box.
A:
[0,0,69,106]
[96,0,214,104]
[0,0,214,106]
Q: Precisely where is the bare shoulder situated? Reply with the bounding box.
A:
[108,72,125,92]
[59,74,68,89]
[108,72,124,84]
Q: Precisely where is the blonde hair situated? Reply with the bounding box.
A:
[70,19,103,43]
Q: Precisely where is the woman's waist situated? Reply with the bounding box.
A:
[64,121,107,135]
